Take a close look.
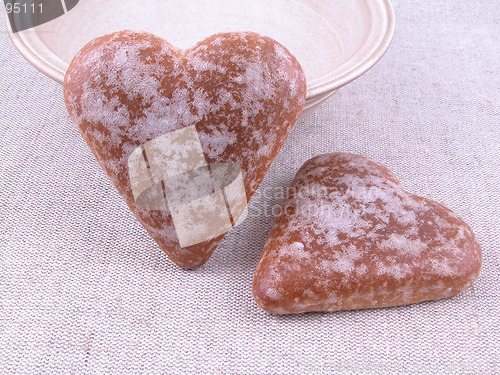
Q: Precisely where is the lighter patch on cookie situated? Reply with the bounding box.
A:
[278,241,309,260]
[379,234,427,256]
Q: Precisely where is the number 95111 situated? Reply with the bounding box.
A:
[5,2,43,14]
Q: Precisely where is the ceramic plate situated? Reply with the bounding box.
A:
[6,0,395,116]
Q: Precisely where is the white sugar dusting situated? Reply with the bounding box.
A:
[379,234,427,256]
[266,288,282,300]
[278,241,309,259]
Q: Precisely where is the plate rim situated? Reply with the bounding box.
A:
[307,0,395,98]
[6,0,395,100]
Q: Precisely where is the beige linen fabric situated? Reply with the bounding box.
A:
[0,1,499,373]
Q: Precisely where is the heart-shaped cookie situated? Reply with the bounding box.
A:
[253,153,482,314]
[64,31,306,269]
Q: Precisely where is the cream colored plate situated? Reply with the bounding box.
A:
[6,0,395,116]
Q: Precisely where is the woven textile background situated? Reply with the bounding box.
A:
[1,1,499,374]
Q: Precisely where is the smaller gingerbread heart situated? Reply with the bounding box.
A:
[253,153,482,314]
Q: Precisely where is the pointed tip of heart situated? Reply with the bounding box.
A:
[252,272,285,314]
[171,256,211,270]
[252,271,305,315]
[153,234,224,270]
[169,253,214,270]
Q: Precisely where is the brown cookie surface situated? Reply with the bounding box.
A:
[253,153,482,314]
[64,30,306,269]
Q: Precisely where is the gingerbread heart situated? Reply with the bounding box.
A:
[253,153,482,314]
[63,31,306,269]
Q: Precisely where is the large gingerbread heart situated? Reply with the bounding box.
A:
[64,31,306,268]
[253,153,482,314]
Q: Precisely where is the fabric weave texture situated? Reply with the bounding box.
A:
[0,1,499,374]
